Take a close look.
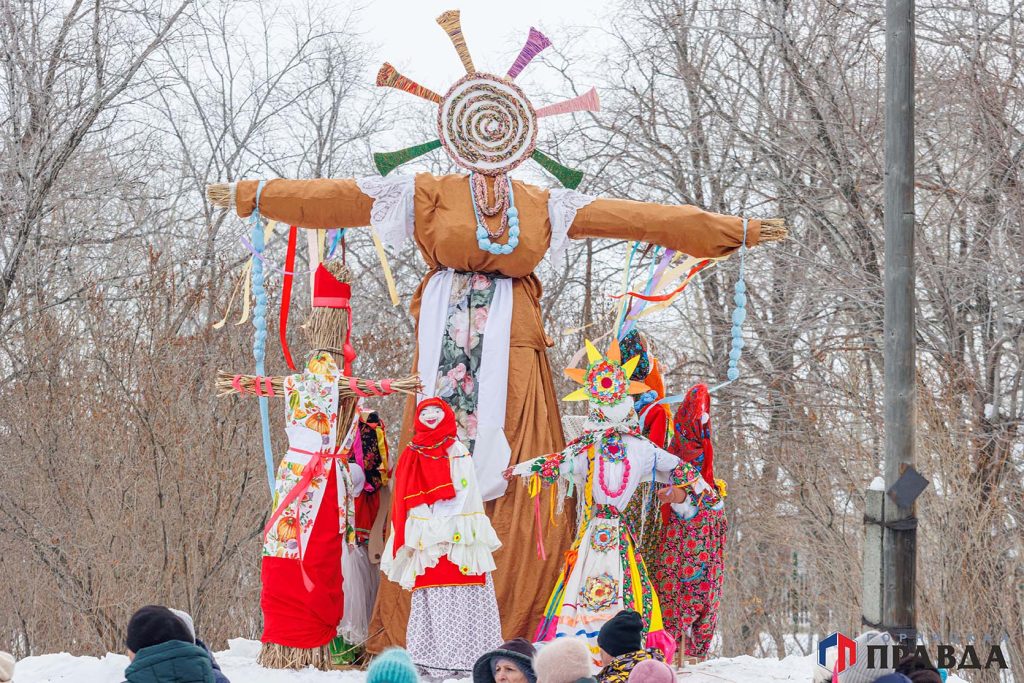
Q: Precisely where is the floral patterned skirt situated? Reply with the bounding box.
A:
[651,507,726,656]
[536,506,674,667]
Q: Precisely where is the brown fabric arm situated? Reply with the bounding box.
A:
[235,179,373,228]
[568,196,760,258]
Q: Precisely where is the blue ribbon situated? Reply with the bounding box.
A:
[249,180,276,494]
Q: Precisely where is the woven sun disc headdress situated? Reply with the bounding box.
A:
[373,9,600,188]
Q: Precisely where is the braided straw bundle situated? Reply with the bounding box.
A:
[215,372,421,398]
[437,73,537,175]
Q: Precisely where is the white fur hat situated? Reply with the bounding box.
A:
[168,608,197,643]
[0,651,15,682]
[535,638,593,683]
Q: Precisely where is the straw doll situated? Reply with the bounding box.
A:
[651,384,726,664]
[382,398,502,679]
[207,10,785,647]
[218,261,418,669]
[507,339,712,667]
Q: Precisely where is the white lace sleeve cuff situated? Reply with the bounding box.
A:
[356,175,416,252]
[547,188,596,261]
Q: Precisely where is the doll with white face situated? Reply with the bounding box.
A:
[381,397,503,677]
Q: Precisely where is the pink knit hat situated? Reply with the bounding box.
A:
[627,659,675,683]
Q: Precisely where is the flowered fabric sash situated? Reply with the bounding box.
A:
[434,272,497,451]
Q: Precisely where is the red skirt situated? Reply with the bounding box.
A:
[260,467,344,648]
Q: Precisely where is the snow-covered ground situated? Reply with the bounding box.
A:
[12,638,971,683]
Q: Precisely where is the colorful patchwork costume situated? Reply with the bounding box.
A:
[514,339,710,667]
[651,384,726,659]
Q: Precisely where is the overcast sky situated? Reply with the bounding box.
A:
[355,0,611,96]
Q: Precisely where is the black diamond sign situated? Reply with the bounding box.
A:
[887,465,929,509]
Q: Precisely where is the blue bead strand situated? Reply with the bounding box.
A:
[249,180,276,494]
[471,173,520,255]
[712,217,749,391]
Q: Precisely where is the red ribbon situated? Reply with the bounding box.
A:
[534,494,547,560]
[279,225,299,370]
[609,259,713,302]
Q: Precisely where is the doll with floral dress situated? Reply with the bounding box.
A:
[650,384,726,664]
[508,339,711,668]
[219,261,418,670]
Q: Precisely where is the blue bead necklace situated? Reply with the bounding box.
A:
[470,173,520,255]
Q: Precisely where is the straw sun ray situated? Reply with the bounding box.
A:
[371,9,596,187]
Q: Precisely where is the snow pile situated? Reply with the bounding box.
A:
[11,638,970,682]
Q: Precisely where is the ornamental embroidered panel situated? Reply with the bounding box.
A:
[434,272,497,450]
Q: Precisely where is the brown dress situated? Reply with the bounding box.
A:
[233,172,760,648]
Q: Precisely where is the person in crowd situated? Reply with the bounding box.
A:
[834,631,895,683]
[367,648,420,683]
[534,637,596,683]
[473,639,537,683]
[0,650,14,683]
[168,608,230,683]
[626,659,675,683]
[872,675,912,683]
[596,611,666,683]
[894,654,944,683]
[123,605,215,683]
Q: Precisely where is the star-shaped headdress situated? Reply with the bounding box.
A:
[563,339,651,405]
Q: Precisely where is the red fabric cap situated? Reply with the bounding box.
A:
[312,263,352,308]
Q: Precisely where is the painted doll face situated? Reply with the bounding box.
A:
[418,404,445,428]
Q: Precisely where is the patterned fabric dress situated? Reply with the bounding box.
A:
[652,499,725,657]
[260,352,361,650]
[337,413,391,650]
[651,384,726,658]
[514,399,706,668]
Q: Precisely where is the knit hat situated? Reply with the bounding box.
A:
[125,605,194,653]
[535,638,592,683]
[627,659,675,683]
[836,631,895,683]
[905,672,942,683]
[895,654,942,683]
[597,611,644,658]
[474,639,537,683]
[0,651,14,683]
[367,647,419,683]
[168,608,197,643]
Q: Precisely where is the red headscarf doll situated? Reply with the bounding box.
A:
[668,384,714,488]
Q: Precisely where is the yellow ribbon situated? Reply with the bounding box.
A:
[212,261,250,329]
[216,220,277,328]
[529,472,542,498]
[370,228,400,306]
